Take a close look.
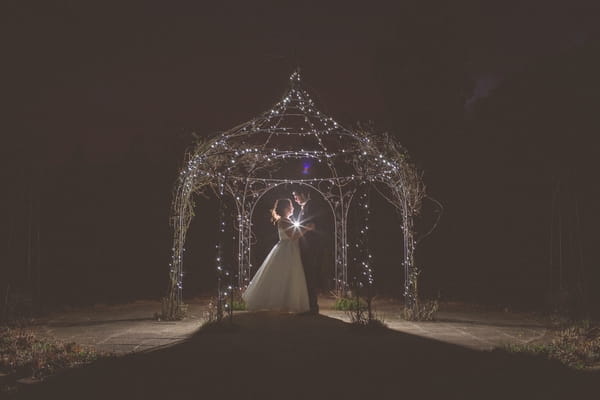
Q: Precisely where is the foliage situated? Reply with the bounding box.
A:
[231,299,246,311]
[200,298,241,333]
[401,299,439,321]
[203,290,245,325]
[0,326,111,387]
[503,320,600,369]
[334,295,387,329]
[204,298,222,324]
[348,316,388,331]
[346,306,387,330]
[334,297,367,311]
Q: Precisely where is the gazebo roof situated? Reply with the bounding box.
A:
[221,70,362,153]
[203,70,374,182]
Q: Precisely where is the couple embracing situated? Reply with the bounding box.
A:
[242,187,321,315]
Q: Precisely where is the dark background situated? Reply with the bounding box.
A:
[2,1,599,316]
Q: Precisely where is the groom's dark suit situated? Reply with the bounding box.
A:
[298,199,322,313]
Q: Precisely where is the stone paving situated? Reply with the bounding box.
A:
[30,301,208,353]
[29,297,555,354]
[320,298,552,350]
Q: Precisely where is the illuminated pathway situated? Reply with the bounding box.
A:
[319,298,552,351]
[31,297,552,353]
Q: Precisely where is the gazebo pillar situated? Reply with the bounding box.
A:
[402,207,418,310]
[333,205,346,295]
[236,203,253,288]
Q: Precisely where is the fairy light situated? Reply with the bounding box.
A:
[163,69,426,320]
[351,190,374,293]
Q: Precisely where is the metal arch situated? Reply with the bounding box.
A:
[240,179,343,290]
[181,174,395,299]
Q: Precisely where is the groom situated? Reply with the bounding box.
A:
[293,187,321,315]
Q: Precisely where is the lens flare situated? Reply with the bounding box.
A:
[302,161,311,174]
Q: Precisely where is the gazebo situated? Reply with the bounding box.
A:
[163,70,427,320]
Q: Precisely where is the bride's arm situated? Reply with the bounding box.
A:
[278,219,305,240]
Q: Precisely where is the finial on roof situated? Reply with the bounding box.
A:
[289,67,302,89]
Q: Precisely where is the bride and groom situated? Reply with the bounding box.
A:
[242,188,321,315]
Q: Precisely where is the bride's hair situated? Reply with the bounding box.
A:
[271,198,291,225]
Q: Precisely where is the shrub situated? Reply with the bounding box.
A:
[333,297,367,311]
[0,327,111,382]
[503,320,600,369]
[401,299,439,321]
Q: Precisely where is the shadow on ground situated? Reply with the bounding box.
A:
[23,313,598,399]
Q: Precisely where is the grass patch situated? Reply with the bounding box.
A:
[503,320,600,370]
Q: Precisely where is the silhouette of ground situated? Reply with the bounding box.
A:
[22,311,598,399]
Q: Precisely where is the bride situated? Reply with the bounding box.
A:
[242,198,310,313]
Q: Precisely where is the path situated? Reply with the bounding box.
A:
[30,298,553,353]
[24,306,598,399]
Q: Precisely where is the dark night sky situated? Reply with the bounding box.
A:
[3,1,600,312]
[4,2,598,149]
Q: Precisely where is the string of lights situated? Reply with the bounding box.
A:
[354,190,374,288]
[162,70,426,320]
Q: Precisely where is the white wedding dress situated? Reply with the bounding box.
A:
[242,220,310,313]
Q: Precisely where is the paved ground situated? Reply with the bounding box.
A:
[321,298,554,351]
[29,297,553,353]
[29,300,207,354]
[21,303,598,400]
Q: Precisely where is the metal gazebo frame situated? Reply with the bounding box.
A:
[163,70,426,319]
